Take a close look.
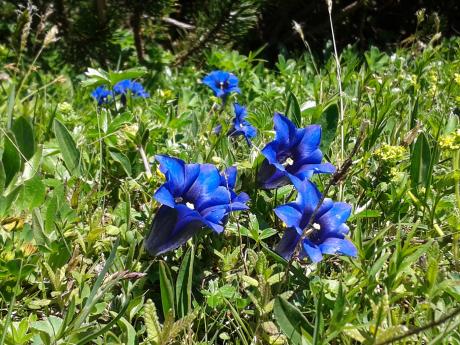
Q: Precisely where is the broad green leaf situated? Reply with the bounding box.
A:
[53,119,81,176]
[31,316,63,338]
[108,67,147,85]
[159,261,175,318]
[0,186,21,217]
[109,150,132,176]
[107,112,134,134]
[1,131,21,187]
[117,317,136,345]
[410,132,431,189]
[12,116,35,160]
[286,91,302,127]
[274,296,313,345]
[82,68,110,87]
[17,175,46,210]
[176,246,194,318]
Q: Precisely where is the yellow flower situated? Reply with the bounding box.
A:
[439,130,460,151]
[454,73,460,85]
[374,144,406,162]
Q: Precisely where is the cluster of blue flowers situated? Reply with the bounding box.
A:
[91,79,149,105]
[203,70,257,146]
[144,70,356,264]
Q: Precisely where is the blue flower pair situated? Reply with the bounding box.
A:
[145,155,249,256]
[258,113,357,262]
[203,71,257,146]
[91,79,149,105]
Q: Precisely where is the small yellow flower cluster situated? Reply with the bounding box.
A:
[439,129,460,151]
[427,70,438,97]
[374,144,406,162]
[454,73,460,86]
[390,167,405,182]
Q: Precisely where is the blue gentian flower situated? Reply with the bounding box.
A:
[202,70,240,99]
[145,155,249,256]
[113,79,149,104]
[228,104,257,145]
[91,86,112,105]
[212,124,222,135]
[275,178,357,263]
[258,113,336,189]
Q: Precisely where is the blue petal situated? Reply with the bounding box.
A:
[294,163,336,180]
[114,80,132,94]
[227,73,240,89]
[155,155,185,196]
[296,125,321,154]
[220,166,237,189]
[201,206,228,233]
[291,178,322,214]
[302,239,323,263]
[318,202,352,233]
[261,143,285,171]
[257,159,291,189]
[274,204,303,229]
[293,148,323,166]
[276,228,300,260]
[184,164,201,193]
[212,124,222,135]
[185,164,221,201]
[154,185,175,208]
[319,237,357,257]
[273,113,297,148]
[234,104,247,121]
[144,205,203,256]
[195,186,231,211]
[233,191,250,205]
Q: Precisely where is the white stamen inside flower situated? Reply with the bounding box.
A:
[284,157,294,166]
[186,202,195,210]
[312,223,321,230]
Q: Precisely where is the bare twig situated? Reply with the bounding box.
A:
[162,17,195,30]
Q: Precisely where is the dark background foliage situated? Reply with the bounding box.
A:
[1,0,459,71]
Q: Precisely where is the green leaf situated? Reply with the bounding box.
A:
[12,116,35,160]
[17,175,46,210]
[176,246,195,318]
[109,150,132,176]
[1,131,21,187]
[53,119,81,176]
[0,160,5,194]
[159,261,175,319]
[274,296,313,345]
[117,317,136,345]
[108,67,147,85]
[318,103,339,152]
[286,92,302,128]
[410,132,431,189]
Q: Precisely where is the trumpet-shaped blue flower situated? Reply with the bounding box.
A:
[202,70,240,99]
[258,113,335,189]
[91,86,112,105]
[145,155,249,256]
[228,104,257,145]
[275,178,357,263]
[113,80,149,105]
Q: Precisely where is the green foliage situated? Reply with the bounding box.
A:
[1,18,460,343]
